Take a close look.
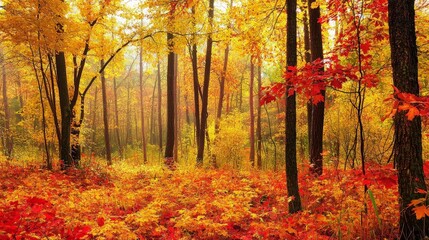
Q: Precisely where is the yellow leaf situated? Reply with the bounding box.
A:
[310,1,319,9]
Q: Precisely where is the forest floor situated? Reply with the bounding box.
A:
[0,157,406,239]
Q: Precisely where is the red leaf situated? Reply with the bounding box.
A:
[360,42,371,54]
[97,217,105,227]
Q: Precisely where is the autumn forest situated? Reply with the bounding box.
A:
[0,0,428,239]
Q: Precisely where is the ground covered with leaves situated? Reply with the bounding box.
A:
[0,159,403,239]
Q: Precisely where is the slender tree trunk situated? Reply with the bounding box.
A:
[212,44,230,167]
[165,31,176,168]
[249,60,255,167]
[173,54,179,163]
[308,0,325,176]
[256,64,262,169]
[196,0,215,166]
[125,79,132,145]
[388,0,428,238]
[140,44,148,163]
[113,77,123,158]
[100,59,112,165]
[157,59,163,151]
[286,0,302,213]
[191,41,201,146]
[91,86,98,151]
[1,55,12,158]
[150,77,157,144]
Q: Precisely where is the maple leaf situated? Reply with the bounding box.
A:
[413,205,429,220]
[312,95,325,104]
[360,42,371,54]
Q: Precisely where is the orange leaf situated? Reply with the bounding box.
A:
[406,107,420,120]
[413,205,428,220]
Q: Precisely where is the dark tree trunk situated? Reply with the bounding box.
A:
[196,0,215,166]
[191,36,201,149]
[388,0,428,238]
[56,51,72,169]
[285,0,302,213]
[165,32,176,168]
[256,64,262,169]
[173,54,179,163]
[1,55,13,158]
[139,44,147,163]
[113,77,123,158]
[100,59,112,165]
[249,61,255,167]
[308,0,325,176]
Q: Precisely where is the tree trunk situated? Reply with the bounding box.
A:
[212,44,230,167]
[165,31,176,168]
[388,0,428,238]
[173,54,179,163]
[113,77,123,158]
[308,0,325,176]
[285,0,302,213]
[249,60,255,167]
[56,51,72,169]
[196,0,215,166]
[157,59,163,151]
[139,44,147,163]
[125,79,132,145]
[91,86,98,152]
[150,76,157,144]
[1,54,13,158]
[191,37,201,149]
[100,59,112,165]
[256,64,262,169]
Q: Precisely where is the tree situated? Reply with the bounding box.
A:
[196,0,215,166]
[308,0,325,176]
[285,0,302,213]
[165,29,176,168]
[388,0,428,238]
[0,52,13,158]
[249,60,255,167]
[139,44,148,164]
[100,59,112,166]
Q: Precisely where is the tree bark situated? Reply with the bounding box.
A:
[165,32,176,168]
[308,0,325,176]
[56,51,72,169]
[157,59,163,151]
[388,0,428,238]
[113,77,123,158]
[249,60,255,167]
[139,44,148,163]
[196,0,215,166]
[91,86,98,152]
[285,0,302,213]
[100,59,112,165]
[256,64,262,169]
[1,54,13,158]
